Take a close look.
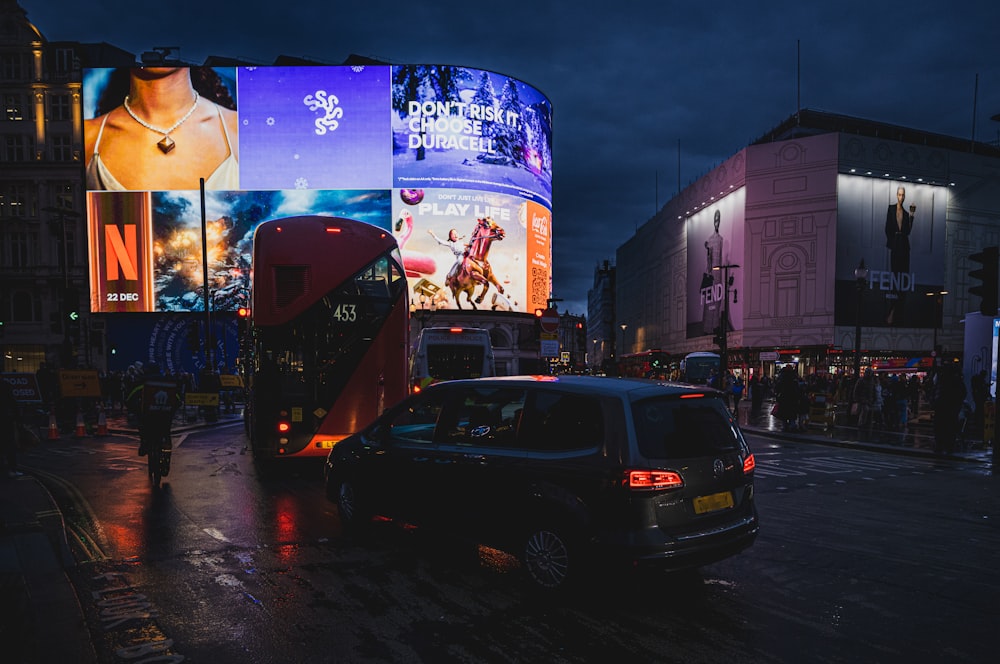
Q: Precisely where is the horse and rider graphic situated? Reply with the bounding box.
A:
[445,216,506,309]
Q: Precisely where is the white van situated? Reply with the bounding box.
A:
[410,327,495,392]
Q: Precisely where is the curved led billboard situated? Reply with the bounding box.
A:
[83,65,552,315]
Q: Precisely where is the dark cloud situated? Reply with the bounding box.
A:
[24,0,1000,315]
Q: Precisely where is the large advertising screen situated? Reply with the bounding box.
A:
[82,65,553,315]
[835,175,948,327]
[685,189,746,339]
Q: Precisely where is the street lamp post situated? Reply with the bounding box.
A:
[42,206,81,367]
[925,289,948,363]
[853,259,869,377]
[410,292,434,331]
[713,263,740,376]
[619,324,627,357]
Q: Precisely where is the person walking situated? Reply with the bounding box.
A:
[731,374,745,415]
[749,375,764,416]
[932,365,967,456]
[774,366,801,431]
[852,372,875,429]
[1,380,24,478]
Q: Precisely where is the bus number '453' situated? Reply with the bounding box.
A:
[333,303,357,322]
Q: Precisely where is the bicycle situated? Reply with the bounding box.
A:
[145,430,173,487]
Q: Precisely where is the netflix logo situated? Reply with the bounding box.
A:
[87,192,155,313]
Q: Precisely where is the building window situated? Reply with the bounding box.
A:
[4,231,31,269]
[776,278,800,318]
[49,93,71,121]
[2,135,32,162]
[54,48,75,74]
[11,289,40,323]
[51,134,73,161]
[4,94,23,121]
[57,230,77,270]
[0,184,30,217]
[1,54,26,81]
[52,182,75,210]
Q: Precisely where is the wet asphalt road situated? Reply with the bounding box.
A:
[23,425,1000,663]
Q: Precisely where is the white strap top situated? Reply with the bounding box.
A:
[86,104,238,191]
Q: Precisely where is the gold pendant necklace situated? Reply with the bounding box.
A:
[123,93,199,153]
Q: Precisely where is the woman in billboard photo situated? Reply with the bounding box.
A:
[428,228,468,282]
[884,186,916,274]
[85,67,239,191]
[883,185,916,324]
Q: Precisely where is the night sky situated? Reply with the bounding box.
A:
[22,0,1000,315]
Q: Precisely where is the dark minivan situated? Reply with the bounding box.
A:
[324,375,758,589]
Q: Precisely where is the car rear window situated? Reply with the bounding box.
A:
[631,395,740,459]
[518,391,604,452]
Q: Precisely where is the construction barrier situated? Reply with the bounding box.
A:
[74,409,87,438]
[807,392,836,430]
[95,405,108,436]
[47,410,59,440]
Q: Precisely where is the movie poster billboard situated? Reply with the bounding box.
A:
[87,189,392,313]
[82,65,553,316]
[834,176,948,327]
[685,189,746,339]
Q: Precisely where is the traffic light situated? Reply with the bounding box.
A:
[969,246,999,316]
[237,307,250,338]
[712,325,725,349]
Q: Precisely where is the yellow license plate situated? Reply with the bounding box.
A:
[693,491,734,514]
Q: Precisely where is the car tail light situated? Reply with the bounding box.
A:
[743,453,756,474]
[627,469,683,490]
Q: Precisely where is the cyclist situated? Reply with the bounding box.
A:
[126,364,180,456]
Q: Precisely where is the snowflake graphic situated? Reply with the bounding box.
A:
[294,177,309,189]
[351,66,364,73]
[244,67,257,71]
[266,117,275,126]
[242,119,249,126]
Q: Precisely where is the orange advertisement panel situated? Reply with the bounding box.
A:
[524,200,551,313]
[87,191,155,312]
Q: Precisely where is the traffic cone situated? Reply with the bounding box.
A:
[47,410,59,440]
[95,405,108,436]
[74,409,87,438]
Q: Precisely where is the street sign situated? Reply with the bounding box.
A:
[186,391,220,406]
[219,374,243,388]
[58,369,101,398]
[1,373,42,402]
[540,339,560,358]
[539,308,559,334]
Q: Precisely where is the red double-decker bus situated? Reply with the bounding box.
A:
[241,215,409,461]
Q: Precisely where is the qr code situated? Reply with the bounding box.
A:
[531,267,547,306]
